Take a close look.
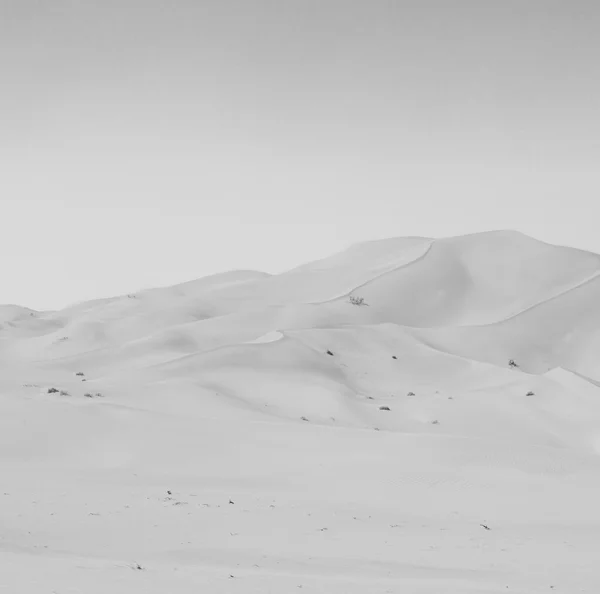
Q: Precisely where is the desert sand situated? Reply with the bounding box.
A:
[2,230,600,593]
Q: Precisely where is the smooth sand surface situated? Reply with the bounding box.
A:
[2,230,600,592]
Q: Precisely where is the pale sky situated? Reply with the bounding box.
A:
[1,0,599,310]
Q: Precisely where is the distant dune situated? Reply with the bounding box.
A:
[2,231,600,593]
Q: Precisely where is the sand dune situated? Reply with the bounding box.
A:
[2,231,600,593]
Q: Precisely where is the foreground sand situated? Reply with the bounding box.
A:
[2,231,600,592]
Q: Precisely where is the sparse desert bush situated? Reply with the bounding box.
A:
[526,391,535,397]
[47,387,59,394]
[407,391,416,397]
[508,359,519,368]
[431,419,440,425]
[379,405,391,411]
[59,390,70,396]
[84,392,103,399]
[75,372,85,377]
[326,350,334,356]
[300,416,309,422]
[349,295,368,306]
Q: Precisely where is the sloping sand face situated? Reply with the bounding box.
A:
[2,231,600,593]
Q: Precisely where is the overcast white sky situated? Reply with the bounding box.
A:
[1,0,599,310]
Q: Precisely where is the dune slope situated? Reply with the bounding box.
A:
[2,230,600,593]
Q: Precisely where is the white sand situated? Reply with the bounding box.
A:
[2,230,600,592]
